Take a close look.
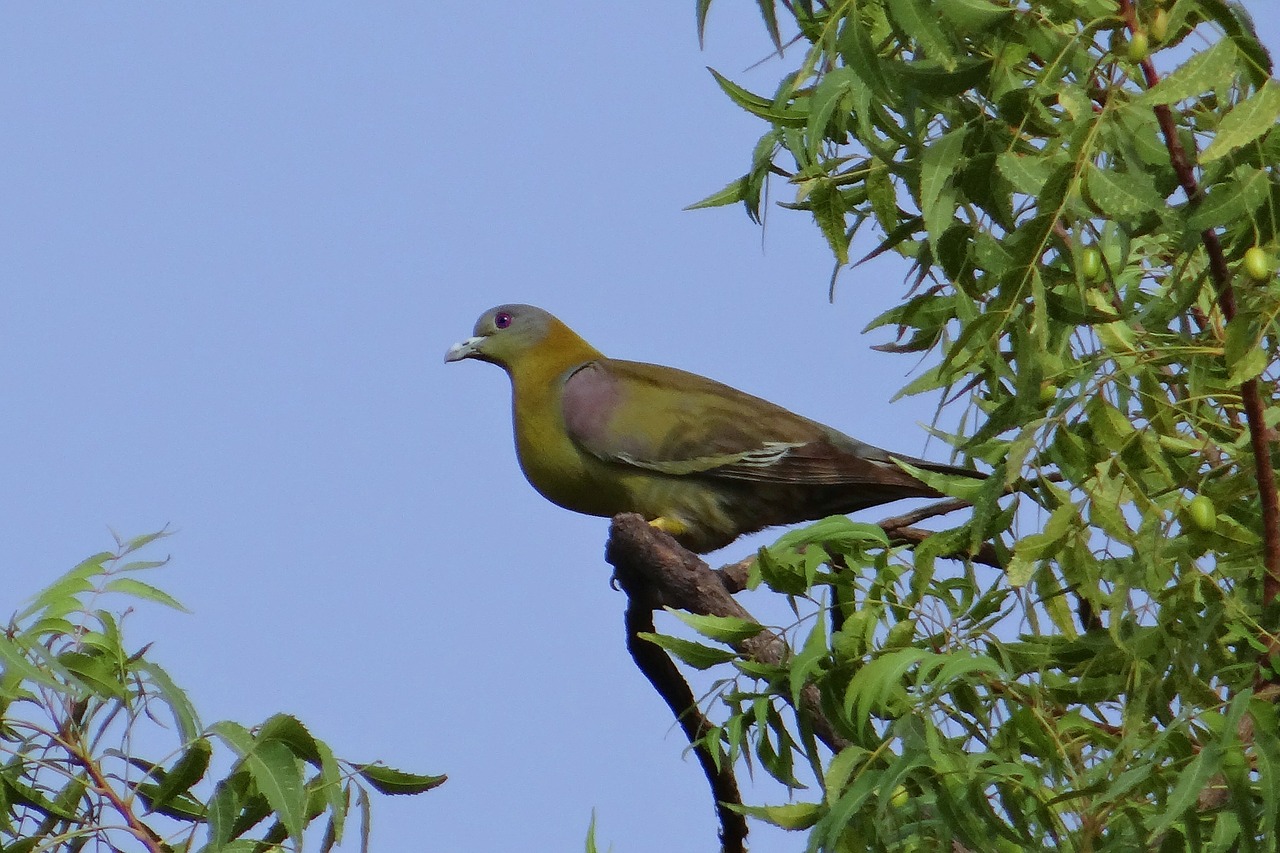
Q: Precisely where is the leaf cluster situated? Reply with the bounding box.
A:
[667,0,1280,849]
[0,532,443,852]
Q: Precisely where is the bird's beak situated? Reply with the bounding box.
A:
[444,335,486,363]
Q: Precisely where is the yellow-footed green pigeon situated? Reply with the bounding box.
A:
[446,304,980,553]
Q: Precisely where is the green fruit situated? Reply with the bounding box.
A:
[1039,381,1057,406]
[890,785,910,808]
[1081,247,1103,281]
[1244,246,1275,281]
[884,619,916,649]
[1151,8,1170,43]
[1128,31,1150,62]
[1187,495,1216,533]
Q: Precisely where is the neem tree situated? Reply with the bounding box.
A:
[607,2,1280,850]
[0,533,443,852]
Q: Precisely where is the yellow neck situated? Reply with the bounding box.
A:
[506,319,614,515]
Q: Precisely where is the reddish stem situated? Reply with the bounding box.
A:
[1118,0,1280,604]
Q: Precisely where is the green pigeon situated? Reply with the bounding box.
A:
[446,304,979,552]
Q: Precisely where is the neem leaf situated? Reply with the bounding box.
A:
[354,764,447,796]
[1201,79,1280,163]
[666,609,764,644]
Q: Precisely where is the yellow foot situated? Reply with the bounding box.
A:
[648,516,688,538]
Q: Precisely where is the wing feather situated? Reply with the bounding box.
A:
[561,358,930,486]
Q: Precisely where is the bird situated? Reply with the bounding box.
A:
[445,304,981,553]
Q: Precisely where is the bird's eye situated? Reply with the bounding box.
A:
[494,312,512,329]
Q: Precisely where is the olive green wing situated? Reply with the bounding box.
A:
[560,358,924,486]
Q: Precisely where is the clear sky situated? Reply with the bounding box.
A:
[3,5,1277,852]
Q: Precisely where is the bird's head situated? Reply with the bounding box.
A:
[445,304,599,373]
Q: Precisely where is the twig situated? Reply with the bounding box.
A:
[622,594,748,853]
[881,525,1003,569]
[1119,0,1280,605]
[607,514,851,754]
[64,737,163,853]
[878,497,974,531]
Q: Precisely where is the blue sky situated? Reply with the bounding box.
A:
[3,5,1277,851]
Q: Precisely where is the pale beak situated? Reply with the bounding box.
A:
[444,336,485,363]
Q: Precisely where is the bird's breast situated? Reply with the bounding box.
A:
[509,370,626,518]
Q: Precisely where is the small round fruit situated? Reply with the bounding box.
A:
[1128,31,1150,62]
[1081,247,1103,281]
[1151,9,1170,43]
[1187,495,1217,533]
[884,619,916,649]
[890,785,910,808]
[1244,246,1275,281]
[1039,381,1057,406]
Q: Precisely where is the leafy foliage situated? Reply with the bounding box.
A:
[672,0,1280,849]
[0,532,444,852]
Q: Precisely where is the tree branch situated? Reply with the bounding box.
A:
[63,736,163,853]
[622,594,748,853]
[606,515,851,751]
[1119,0,1280,606]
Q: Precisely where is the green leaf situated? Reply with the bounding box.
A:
[896,460,985,502]
[733,800,824,829]
[1148,691,1252,836]
[210,720,256,757]
[585,808,601,853]
[357,784,372,852]
[886,0,957,70]
[920,652,1004,691]
[684,176,748,211]
[770,516,890,551]
[707,67,806,126]
[354,764,447,796]
[246,738,306,842]
[16,575,95,622]
[755,0,782,52]
[1141,37,1237,105]
[0,636,71,692]
[116,559,169,574]
[666,609,763,644]
[695,0,712,47]
[132,660,201,743]
[206,774,243,847]
[935,0,1013,32]
[806,68,859,159]
[102,577,189,612]
[123,529,171,552]
[836,8,892,104]
[920,128,967,251]
[147,738,213,812]
[807,178,850,264]
[58,649,126,700]
[1224,318,1267,384]
[865,158,898,231]
[1084,163,1165,222]
[789,606,830,703]
[1,774,82,822]
[1251,698,1280,839]
[133,782,206,821]
[315,738,347,842]
[1186,166,1270,231]
[636,632,736,669]
[844,648,929,723]
[996,152,1053,196]
[259,713,322,764]
[1201,80,1280,162]
[822,746,869,808]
